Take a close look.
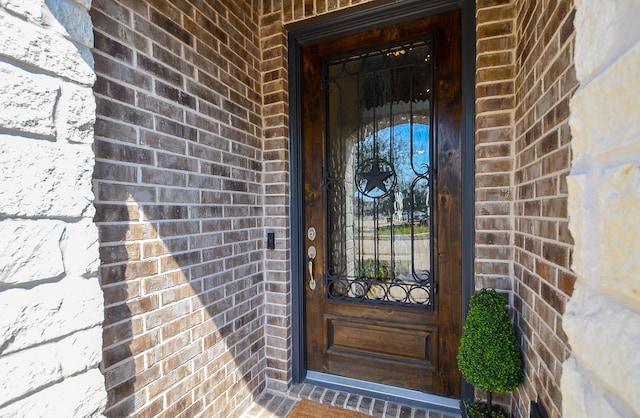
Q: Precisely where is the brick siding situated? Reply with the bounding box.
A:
[261,0,293,392]
[91,0,577,417]
[92,1,267,416]
[511,1,577,417]
[472,0,578,416]
[475,0,517,294]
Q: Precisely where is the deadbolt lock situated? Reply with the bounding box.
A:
[307,226,316,241]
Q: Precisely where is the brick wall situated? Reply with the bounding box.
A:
[473,1,578,416]
[91,1,267,416]
[280,0,367,22]
[475,0,516,293]
[261,1,294,392]
[473,0,517,410]
[89,0,580,416]
[281,9,575,418]
[263,0,383,396]
[512,1,577,417]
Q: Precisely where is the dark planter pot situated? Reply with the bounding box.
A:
[459,399,510,418]
[460,399,470,418]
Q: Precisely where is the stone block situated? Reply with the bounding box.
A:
[0,276,104,354]
[58,326,104,374]
[58,83,96,144]
[570,42,640,166]
[0,62,59,138]
[0,343,63,403]
[0,368,106,418]
[60,218,100,278]
[0,42,95,144]
[566,172,588,280]
[574,0,640,83]
[0,9,94,85]
[560,358,590,418]
[563,356,636,418]
[596,164,640,301]
[0,327,103,403]
[0,219,65,285]
[563,284,640,416]
[43,0,93,47]
[0,0,44,21]
[0,135,95,218]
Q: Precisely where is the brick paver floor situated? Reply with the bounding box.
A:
[241,383,461,418]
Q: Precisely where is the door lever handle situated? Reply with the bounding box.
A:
[307,246,317,290]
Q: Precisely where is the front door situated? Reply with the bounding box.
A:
[302,10,463,398]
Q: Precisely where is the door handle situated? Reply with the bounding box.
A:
[307,245,317,290]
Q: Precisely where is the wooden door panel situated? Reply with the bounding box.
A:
[327,316,436,363]
[326,302,439,325]
[320,349,438,391]
[302,9,463,398]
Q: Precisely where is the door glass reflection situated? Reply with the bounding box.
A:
[324,39,435,309]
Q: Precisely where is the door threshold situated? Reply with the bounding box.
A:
[304,371,461,416]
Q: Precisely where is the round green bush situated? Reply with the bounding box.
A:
[457,289,524,394]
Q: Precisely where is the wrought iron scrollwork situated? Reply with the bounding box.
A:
[326,274,432,307]
[324,37,435,311]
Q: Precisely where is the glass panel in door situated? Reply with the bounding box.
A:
[324,40,435,309]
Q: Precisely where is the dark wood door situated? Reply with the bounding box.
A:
[302,10,463,397]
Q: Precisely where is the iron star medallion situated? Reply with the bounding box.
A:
[356,158,397,198]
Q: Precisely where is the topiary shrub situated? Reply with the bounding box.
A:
[457,289,524,417]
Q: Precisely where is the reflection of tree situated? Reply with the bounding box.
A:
[356,123,431,219]
[411,176,430,214]
[350,122,432,289]
[394,191,403,221]
[357,123,429,190]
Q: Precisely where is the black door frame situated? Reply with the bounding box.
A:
[288,0,476,401]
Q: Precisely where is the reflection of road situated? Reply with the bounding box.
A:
[355,217,431,272]
[360,237,430,271]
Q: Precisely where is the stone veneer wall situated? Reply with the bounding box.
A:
[91,1,267,416]
[5,1,632,417]
[0,0,106,416]
[563,0,640,416]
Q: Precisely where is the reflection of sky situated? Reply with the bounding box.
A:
[364,123,430,176]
